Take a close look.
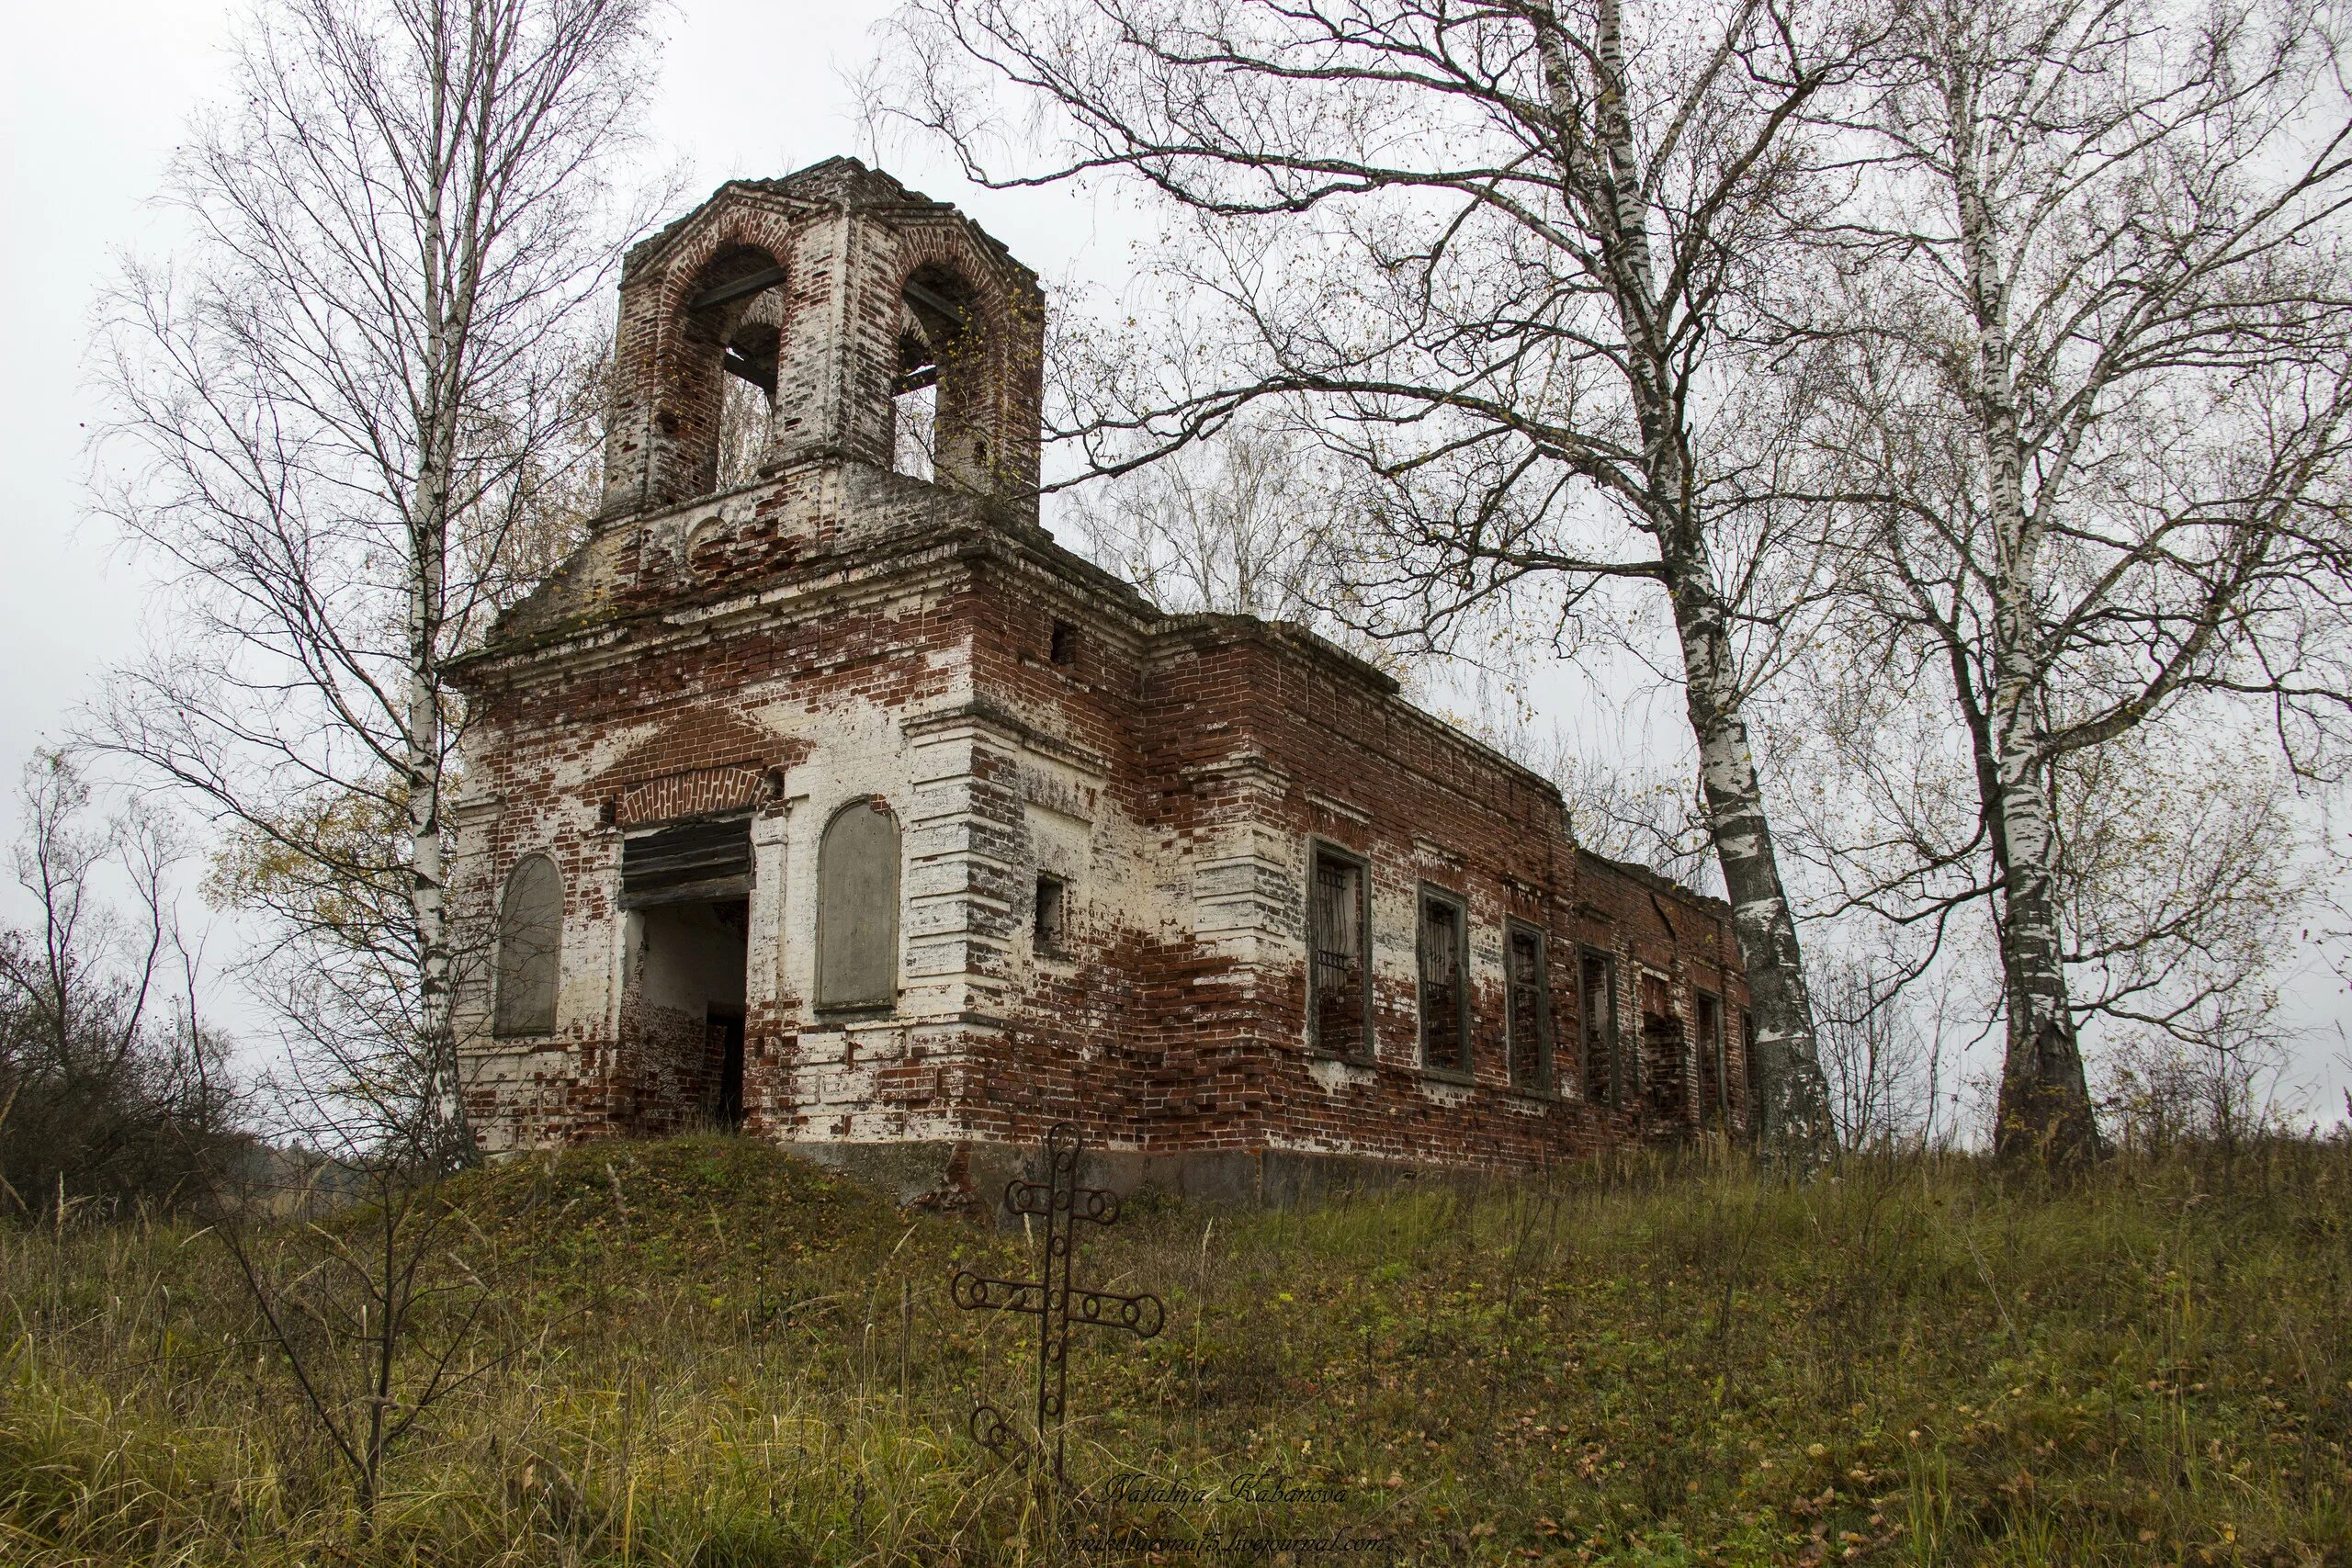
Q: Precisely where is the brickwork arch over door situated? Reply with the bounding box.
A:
[493,853,562,1036]
[817,799,901,1009]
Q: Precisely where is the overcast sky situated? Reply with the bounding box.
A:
[0,0,1119,804]
[3,0,2344,1125]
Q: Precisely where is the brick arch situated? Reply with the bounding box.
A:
[647,217,800,345]
[884,227,1043,501]
[650,210,798,302]
[613,766,768,828]
[647,234,793,504]
[600,709,806,795]
[605,193,808,516]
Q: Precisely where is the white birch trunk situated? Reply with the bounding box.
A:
[1545,1,1835,1159]
[1671,537,1837,1158]
[1951,125,2098,1164]
[94,0,656,1178]
[406,18,470,1166]
[406,498,458,1162]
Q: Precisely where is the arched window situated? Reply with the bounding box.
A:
[893,266,990,488]
[493,853,563,1036]
[672,245,786,501]
[817,799,901,1009]
[713,308,781,491]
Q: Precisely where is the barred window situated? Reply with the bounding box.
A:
[1307,845,1371,1059]
[493,854,562,1036]
[1418,888,1469,1074]
[1506,923,1552,1092]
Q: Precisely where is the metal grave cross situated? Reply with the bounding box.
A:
[949,1122,1164,1480]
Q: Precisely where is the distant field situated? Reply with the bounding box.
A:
[5,1134,2347,1564]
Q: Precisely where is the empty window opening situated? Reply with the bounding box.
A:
[1049,620,1079,666]
[713,319,779,491]
[1580,947,1621,1105]
[1307,846,1371,1060]
[493,853,562,1036]
[1640,969,1682,1118]
[891,354,937,480]
[818,799,901,1010]
[1696,990,1727,1130]
[1034,872,1068,952]
[1506,923,1551,1092]
[893,267,987,486]
[1418,888,1470,1075]
[672,248,786,501]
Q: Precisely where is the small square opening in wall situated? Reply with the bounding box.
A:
[1049,620,1079,665]
[1034,873,1068,951]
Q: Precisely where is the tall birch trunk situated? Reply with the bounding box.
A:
[403,11,480,1167]
[94,0,653,1169]
[1668,527,1837,1158]
[1548,0,1836,1161]
[1951,120,2098,1165]
[406,475,458,1160]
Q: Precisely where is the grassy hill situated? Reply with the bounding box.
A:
[5,1134,2349,1564]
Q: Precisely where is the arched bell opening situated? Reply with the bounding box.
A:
[891,265,995,491]
[658,243,787,503]
[715,313,781,491]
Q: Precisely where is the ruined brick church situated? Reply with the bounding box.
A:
[450,158,1753,1201]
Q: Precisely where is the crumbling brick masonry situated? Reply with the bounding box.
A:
[449,158,1754,1202]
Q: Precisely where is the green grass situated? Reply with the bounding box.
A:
[4,1134,2349,1564]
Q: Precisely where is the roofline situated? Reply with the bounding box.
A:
[622,157,1039,287]
[1574,844,1732,917]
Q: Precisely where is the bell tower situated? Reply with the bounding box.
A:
[596,158,1046,521]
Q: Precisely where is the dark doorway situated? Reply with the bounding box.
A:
[620,815,754,1135]
[709,1009,746,1130]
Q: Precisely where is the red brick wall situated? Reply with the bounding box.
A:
[941,574,1752,1169]
[452,161,1749,1178]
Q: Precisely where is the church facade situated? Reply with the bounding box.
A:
[448,159,1754,1202]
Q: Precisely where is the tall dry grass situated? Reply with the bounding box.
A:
[4,1133,2347,1564]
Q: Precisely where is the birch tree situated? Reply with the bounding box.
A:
[1815,0,2352,1160]
[1062,416,1363,625]
[873,0,1874,1158]
[89,0,661,1162]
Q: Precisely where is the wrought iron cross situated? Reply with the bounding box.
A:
[949,1122,1164,1480]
